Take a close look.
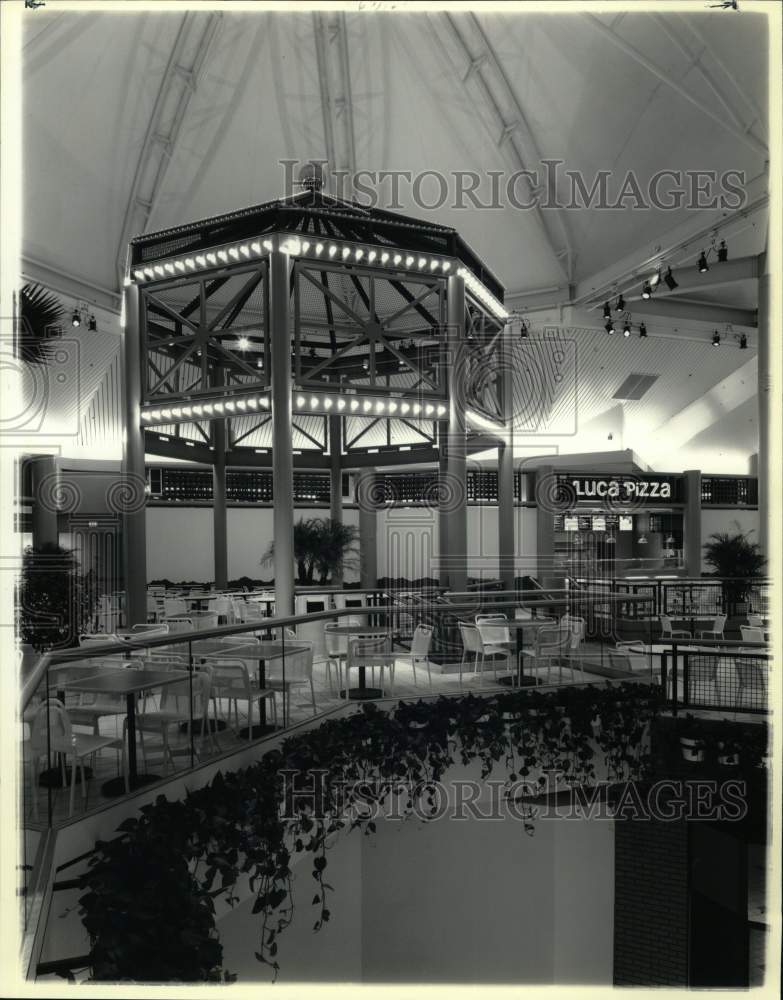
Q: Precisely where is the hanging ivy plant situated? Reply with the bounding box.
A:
[78,682,662,983]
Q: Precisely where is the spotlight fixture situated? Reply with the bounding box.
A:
[622,319,632,338]
[712,330,721,347]
[717,239,728,262]
[639,322,648,338]
[641,280,652,300]
[519,319,529,340]
[238,337,250,351]
[698,251,709,273]
[603,302,611,319]
[605,320,615,335]
[615,294,625,312]
[88,314,97,331]
[663,266,678,290]
[738,334,748,350]
[71,309,81,328]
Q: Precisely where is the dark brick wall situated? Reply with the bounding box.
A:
[613,817,689,986]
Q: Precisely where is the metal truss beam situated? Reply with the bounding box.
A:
[114,11,222,286]
[623,255,760,303]
[586,14,767,158]
[313,11,357,193]
[430,12,574,283]
[629,298,756,328]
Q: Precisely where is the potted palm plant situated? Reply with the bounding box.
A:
[702,523,766,615]
[16,282,64,364]
[261,517,360,586]
[18,543,96,651]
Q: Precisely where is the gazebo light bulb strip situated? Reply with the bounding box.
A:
[141,392,447,426]
[132,234,507,322]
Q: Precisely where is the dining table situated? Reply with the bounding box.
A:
[163,610,220,631]
[325,624,391,700]
[200,640,310,736]
[492,617,559,687]
[64,667,190,796]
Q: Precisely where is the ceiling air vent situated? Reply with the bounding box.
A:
[612,373,659,400]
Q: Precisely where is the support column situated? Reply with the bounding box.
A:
[498,323,515,592]
[329,414,343,586]
[438,422,449,589]
[30,455,59,549]
[446,274,467,592]
[212,418,228,591]
[270,250,295,617]
[683,470,702,577]
[358,467,378,589]
[535,464,555,586]
[757,256,770,560]
[121,282,148,626]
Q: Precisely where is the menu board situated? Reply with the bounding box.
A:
[564,516,579,532]
[592,515,606,532]
[619,515,633,532]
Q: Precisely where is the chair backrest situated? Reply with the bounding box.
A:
[711,614,727,633]
[740,626,765,644]
[537,625,571,654]
[269,641,314,681]
[347,635,389,668]
[208,597,231,615]
[79,633,120,647]
[458,621,483,655]
[158,665,211,716]
[660,615,675,635]
[284,627,297,640]
[131,623,170,635]
[165,617,194,633]
[30,699,71,753]
[207,659,253,700]
[324,623,348,656]
[475,616,510,646]
[748,614,764,628]
[411,624,434,657]
[164,598,188,616]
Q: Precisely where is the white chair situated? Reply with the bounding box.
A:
[230,598,247,624]
[164,598,188,618]
[266,641,317,723]
[458,621,511,688]
[475,614,511,648]
[165,617,195,634]
[147,594,161,622]
[324,623,348,693]
[740,626,765,644]
[345,635,394,697]
[62,658,133,738]
[697,614,727,640]
[747,614,765,629]
[133,667,215,772]
[207,658,278,739]
[522,625,573,685]
[208,596,233,624]
[660,615,691,640]
[28,699,127,818]
[393,624,435,689]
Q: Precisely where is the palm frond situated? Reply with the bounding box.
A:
[16,282,64,365]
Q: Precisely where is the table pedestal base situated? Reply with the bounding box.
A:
[178,718,227,735]
[341,688,384,700]
[102,773,161,797]
[497,675,538,688]
[38,765,93,788]
[238,723,278,740]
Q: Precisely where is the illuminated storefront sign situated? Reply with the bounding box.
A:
[558,474,681,504]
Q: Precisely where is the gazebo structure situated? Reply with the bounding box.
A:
[121,172,516,624]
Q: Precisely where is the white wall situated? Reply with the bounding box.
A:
[700,508,760,573]
[375,505,538,581]
[215,766,614,985]
[146,506,360,583]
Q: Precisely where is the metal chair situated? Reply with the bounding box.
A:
[747,614,765,629]
[266,641,317,723]
[660,615,691,640]
[29,699,127,818]
[206,658,278,740]
[133,666,215,771]
[345,634,394,696]
[522,625,573,685]
[458,621,511,688]
[740,626,765,644]
[696,614,727,640]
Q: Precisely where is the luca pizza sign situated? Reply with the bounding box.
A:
[561,474,680,504]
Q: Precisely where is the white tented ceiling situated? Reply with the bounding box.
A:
[20,8,768,472]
